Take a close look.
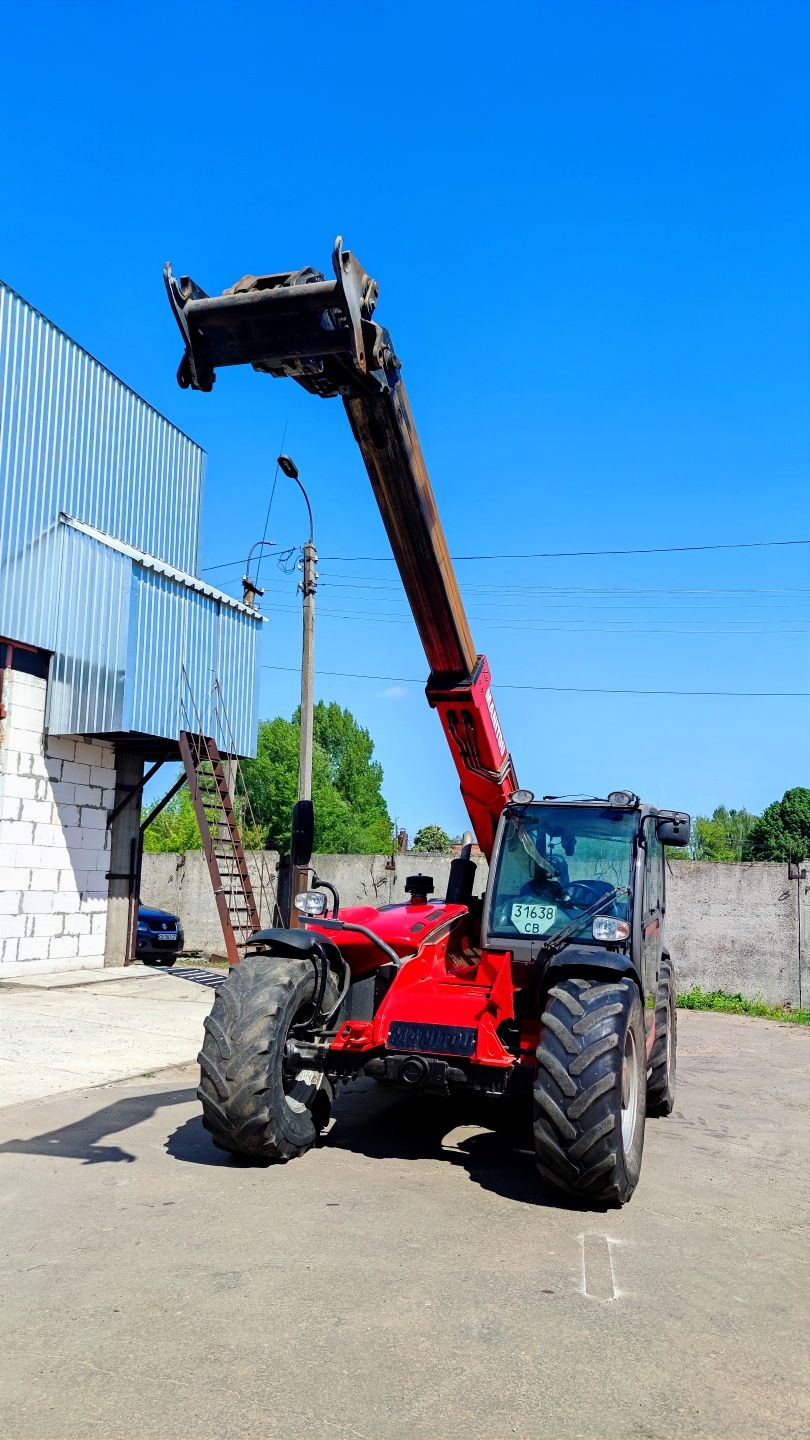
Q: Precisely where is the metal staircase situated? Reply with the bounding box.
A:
[179,672,276,965]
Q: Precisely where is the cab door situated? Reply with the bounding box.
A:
[641,818,664,1033]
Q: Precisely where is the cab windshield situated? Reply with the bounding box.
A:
[488,804,638,944]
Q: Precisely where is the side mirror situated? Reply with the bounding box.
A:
[656,812,691,848]
[290,799,314,869]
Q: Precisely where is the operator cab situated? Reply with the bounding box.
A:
[485,796,638,947]
[482,793,690,996]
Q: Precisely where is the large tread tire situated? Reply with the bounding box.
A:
[647,955,677,1116]
[197,953,336,1163]
[534,976,646,1206]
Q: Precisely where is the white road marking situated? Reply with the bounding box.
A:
[578,1232,628,1301]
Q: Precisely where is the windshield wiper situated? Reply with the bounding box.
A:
[533,886,630,961]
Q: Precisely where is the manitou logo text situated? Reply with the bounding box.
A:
[388,1022,477,1056]
[485,687,505,757]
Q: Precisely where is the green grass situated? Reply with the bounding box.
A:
[677,986,810,1025]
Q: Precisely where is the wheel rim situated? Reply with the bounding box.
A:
[621,1025,639,1151]
[281,1006,321,1115]
[284,1066,320,1114]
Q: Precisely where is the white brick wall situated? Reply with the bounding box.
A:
[0,671,113,976]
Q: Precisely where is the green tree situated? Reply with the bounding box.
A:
[241,701,392,854]
[743,788,810,863]
[143,702,392,855]
[142,777,263,854]
[413,823,454,853]
[143,705,392,858]
[692,806,759,862]
[310,701,392,852]
[238,714,303,854]
[142,783,201,853]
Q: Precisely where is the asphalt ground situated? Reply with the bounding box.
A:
[0,1011,807,1440]
[0,966,217,1106]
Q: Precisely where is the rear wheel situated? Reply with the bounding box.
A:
[533,977,646,1205]
[647,955,677,1115]
[198,953,336,1162]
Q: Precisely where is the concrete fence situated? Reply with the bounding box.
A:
[141,851,810,1009]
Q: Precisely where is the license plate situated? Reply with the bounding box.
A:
[511,902,557,936]
[156,932,177,941]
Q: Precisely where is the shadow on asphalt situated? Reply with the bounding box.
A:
[2,1079,609,1210]
[0,1087,196,1165]
[165,1085,608,1210]
[165,1114,252,1167]
[325,1089,591,1210]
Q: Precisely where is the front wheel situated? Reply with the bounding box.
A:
[534,977,646,1206]
[198,953,336,1162]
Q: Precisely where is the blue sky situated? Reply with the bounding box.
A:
[3,0,808,835]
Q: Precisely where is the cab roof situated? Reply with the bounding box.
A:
[509,795,686,824]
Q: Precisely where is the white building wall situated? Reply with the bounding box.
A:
[0,671,113,976]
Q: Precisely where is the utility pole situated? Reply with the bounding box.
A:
[298,533,318,814]
[277,454,317,924]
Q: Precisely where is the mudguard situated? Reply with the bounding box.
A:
[540,943,642,995]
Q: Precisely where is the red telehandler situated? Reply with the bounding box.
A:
[165,240,690,1204]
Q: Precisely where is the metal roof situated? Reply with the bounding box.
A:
[60,514,261,616]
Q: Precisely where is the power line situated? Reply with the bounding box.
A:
[302,579,810,602]
[203,558,261,574]
[238,573,810,603]
[318,577,810,597]
[262,663,810,698]
[265,601,808,635]
[320,538,810,563]
[203,535,810,573]
[253,419,288,590]
[270,590,807,613]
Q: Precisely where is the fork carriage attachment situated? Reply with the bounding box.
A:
[164,238,395,398]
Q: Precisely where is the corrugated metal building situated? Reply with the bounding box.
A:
[0,281,260,755]
[0,281,263,977]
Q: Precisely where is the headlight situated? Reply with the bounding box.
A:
[137,921,148,934]
[592,916,630,942]
[294,889,327,917]
[607,790,638,807]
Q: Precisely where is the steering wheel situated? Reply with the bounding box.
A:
[566,880,618,915]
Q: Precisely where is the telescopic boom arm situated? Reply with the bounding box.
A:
[165,238,518,857]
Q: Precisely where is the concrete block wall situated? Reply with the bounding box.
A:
[140,850,465,962]
[142,848,809,1008]
[665,861,803,1006]
[0,671,113,977]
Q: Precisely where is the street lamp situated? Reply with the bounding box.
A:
[277,454,314,545]
[278,454,318,922]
